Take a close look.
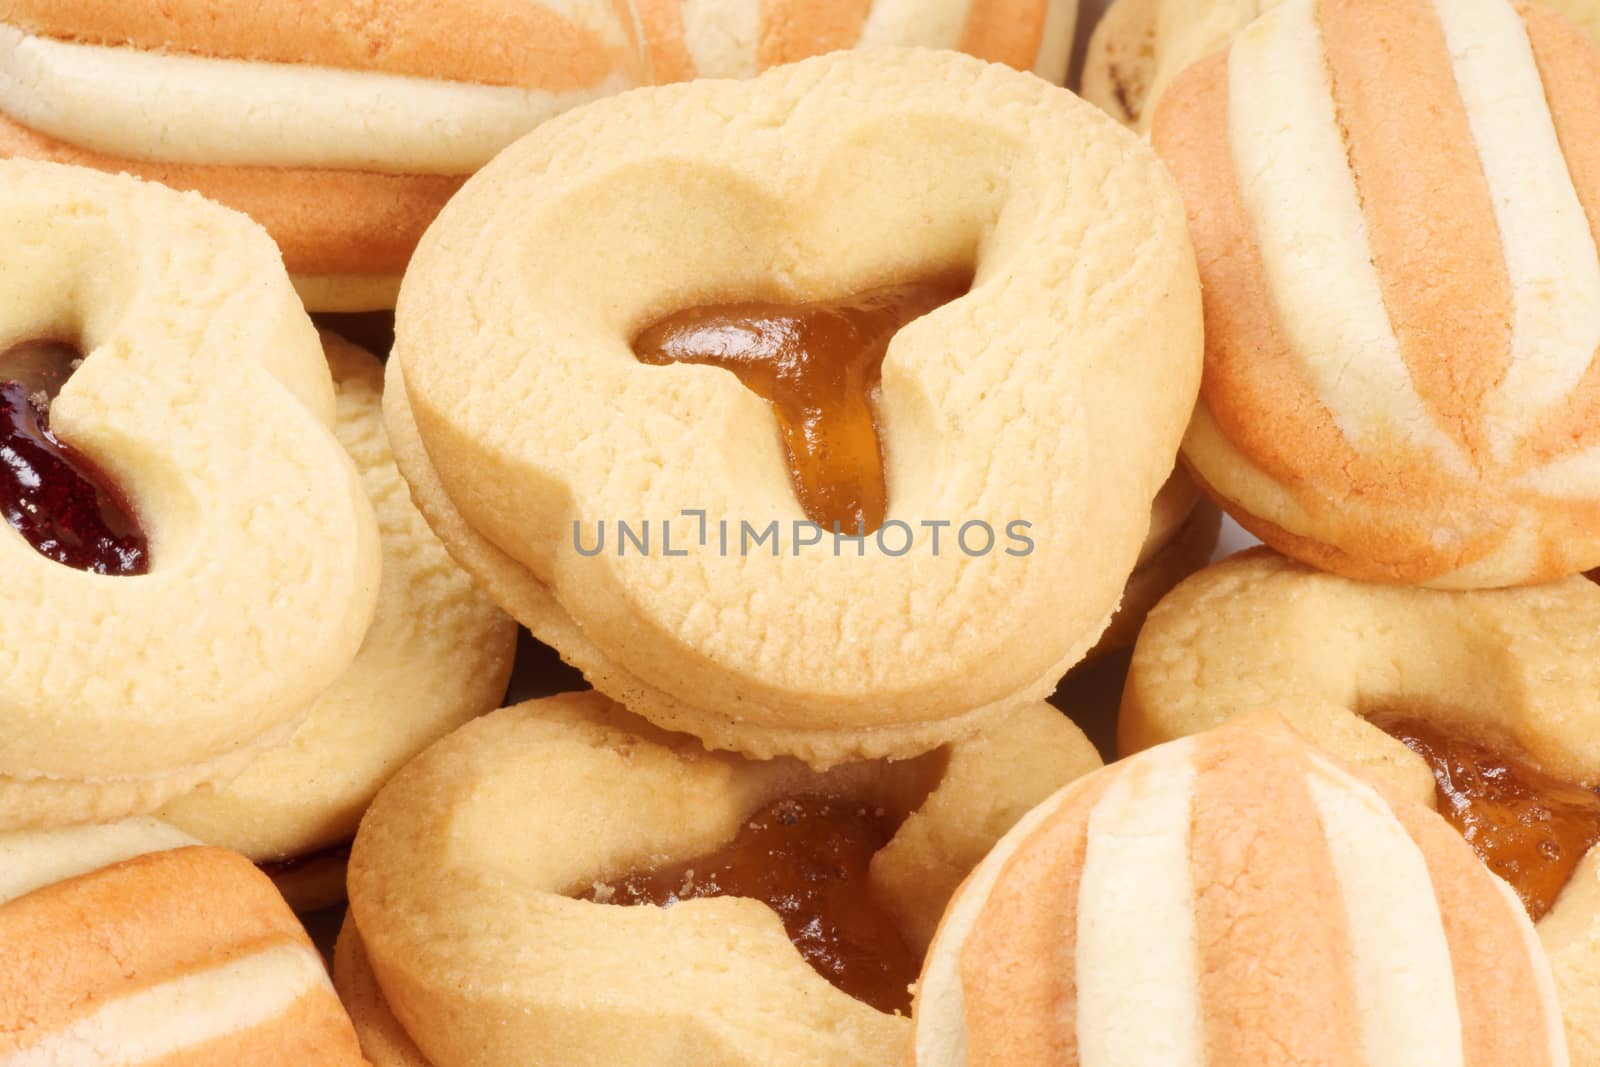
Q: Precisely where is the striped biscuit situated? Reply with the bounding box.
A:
[1152,0,1600,587]
[0,822,365,1065]
[1122,549,1600,1065]
[1084,0,1600,129]
[0,0,1076,310]
[910,715,1570,1067]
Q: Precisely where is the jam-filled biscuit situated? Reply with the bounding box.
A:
[1124,549,1600,1062]
[389,48,1202,765]
[1150,0,1600,587]
[335,689,1101,1067]
[0,160,379,829]
[912,715,1569,1067]
[0,818,367,1063]
[0,1,1077,311]
[156,335,517,911]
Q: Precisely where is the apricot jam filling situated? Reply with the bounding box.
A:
[0,339,148,575]
[634,280,965,533]
[581,794,919,1014]
[1371,714,1600,920]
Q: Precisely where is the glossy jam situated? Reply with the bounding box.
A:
[0,340,148,575]
[581,794,918,1014]
[1372,714,1600,919]
[634,282,963,533]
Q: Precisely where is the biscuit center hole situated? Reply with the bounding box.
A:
[0,338,148,575]
[634,278,967,534]
[1367,711,1600,920]
[581,793,920,1014]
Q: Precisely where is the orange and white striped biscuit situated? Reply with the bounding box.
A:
[1122,549,1600,1064]
[1085,0,1600,129]
[911,715,1570,1067]
[1151,0,1600,588]
[0,818,367,1065]
[0,0,1077,311]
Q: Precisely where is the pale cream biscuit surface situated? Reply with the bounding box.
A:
[912,715,1570,1067]
[0,160,379,830]
[1123,549,1600,1063]
[157,335,516,910]
[0,819,367,1064]
[338,689,1101,1067]
[1150,0,1600,587]
[391,48,1202,765]
[0,0,1077,309]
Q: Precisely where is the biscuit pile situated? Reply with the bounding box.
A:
[2,2,1599,1065]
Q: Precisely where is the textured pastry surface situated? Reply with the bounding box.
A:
[1122,549,1600,793]
[158,335,516,885]
[1150,0,1600,587]
[0,0,1077,308]
[1085,0,1600,128]
[340,689,1100,1067]
[1124,549,1600,1064]
[0,160,379,829]
[391,48,1202,763]
[0,820,366,1064]
[911,715,1570,1067]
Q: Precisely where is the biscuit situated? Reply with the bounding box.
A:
[0,160,379,829]
[156,335,516,911]
[1149,0,1600,587]
[0,0,1078,310]
[0,818,366,1063]
[912,714,1569,1067]
[1085,0,1600,128]
[337,689,1101,1067]
[1124,548,1600,1062]
[390,48,1202,765]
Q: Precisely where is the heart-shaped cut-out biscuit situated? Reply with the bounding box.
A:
[391,48,1202,765]
[338,689,1101,1067]
[0,160,380,828]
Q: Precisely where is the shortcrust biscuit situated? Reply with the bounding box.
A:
[0,160,379,829]
[337,689,1101,1067]
[390,48,1202,765]
[157,335,516,911]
